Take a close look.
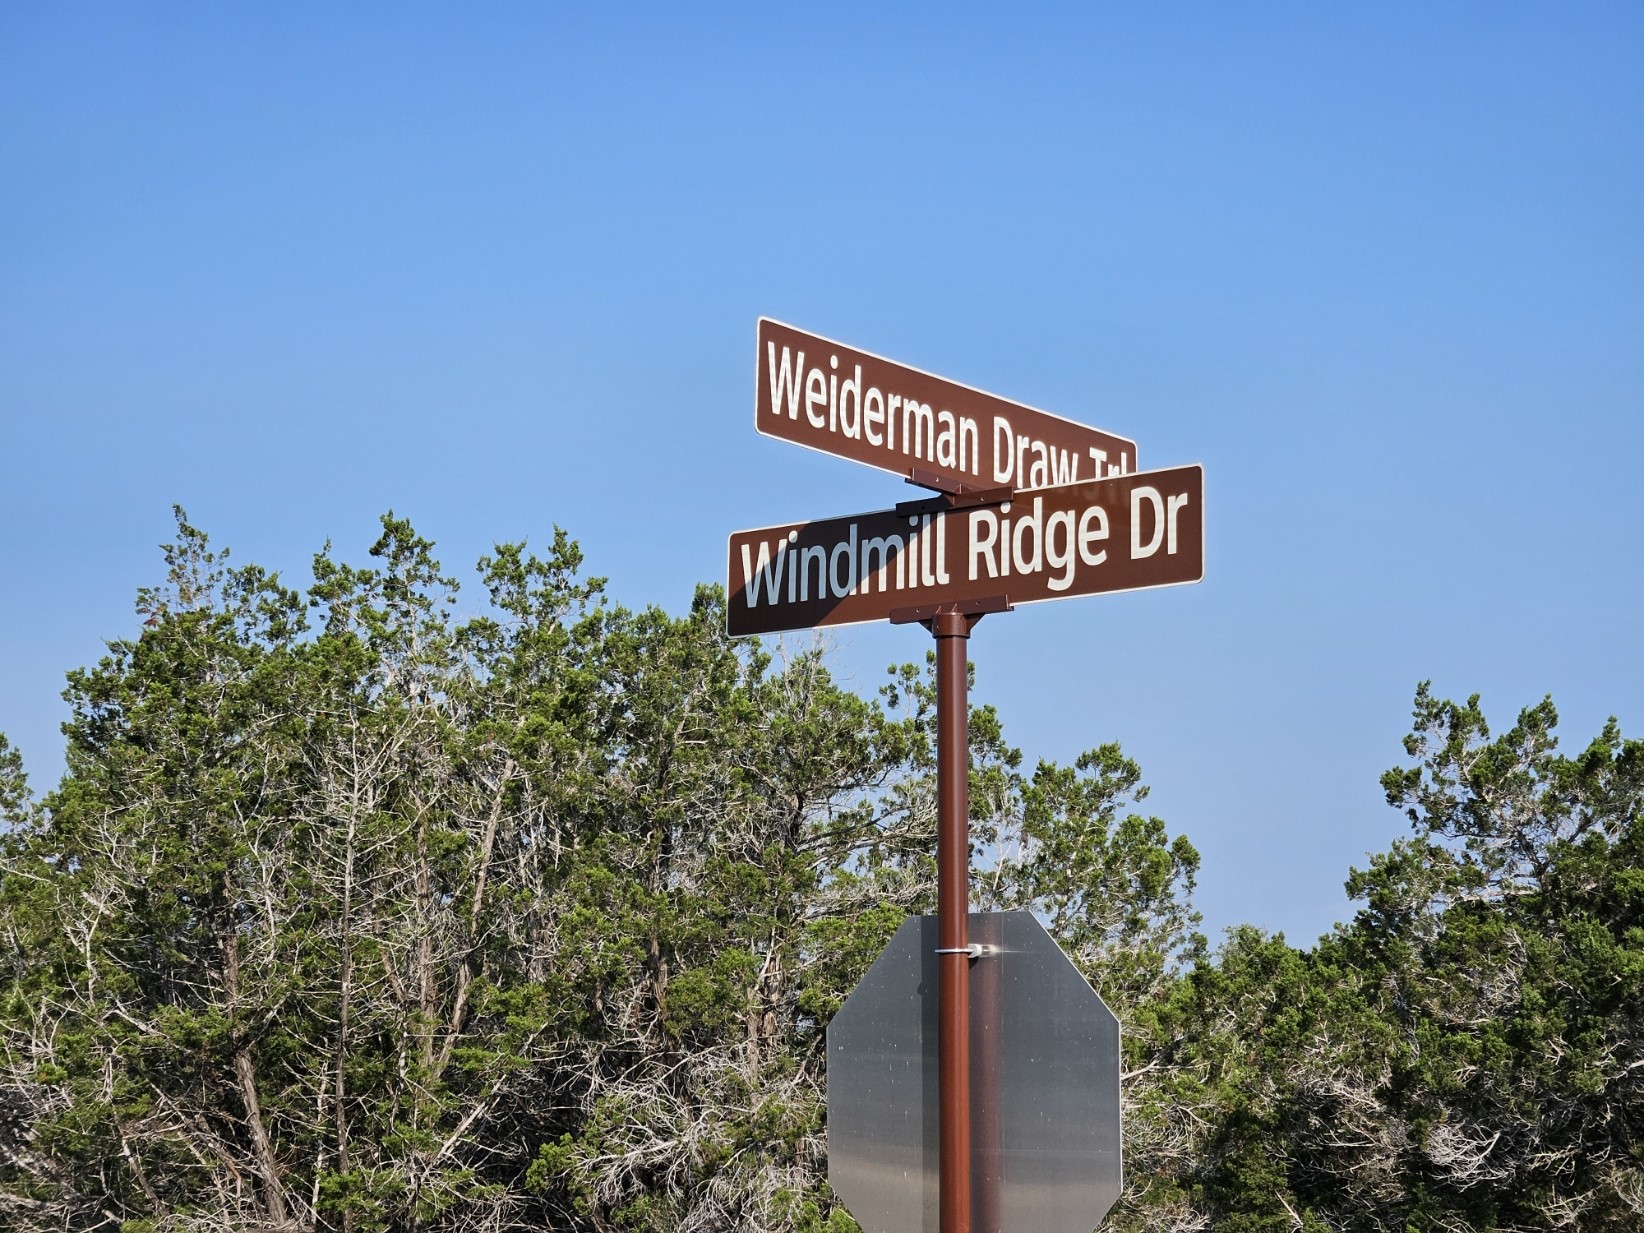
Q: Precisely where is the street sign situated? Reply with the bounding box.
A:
[828,911,1123,1233]
[726,464,1203,637]
[738,318,1182,1233]
[756,319,1139,493]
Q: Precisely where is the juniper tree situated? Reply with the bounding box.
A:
[0,509,1271,1233]
[1166,686,1644,1233]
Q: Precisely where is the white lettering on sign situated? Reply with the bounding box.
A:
[990,418,1093,488]
[966,496,1121,593]
[757,320,1139,495]
[728,464,1202,637]
[766,342,985,478]
[737,515,958,610]
[741,482,1193,613]
[1086,446,1130,478]
[1129,486,1190,560]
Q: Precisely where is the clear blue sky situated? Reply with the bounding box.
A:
[3,3,1640,946]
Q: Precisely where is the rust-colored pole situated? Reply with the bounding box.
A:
[932,608,975,1233]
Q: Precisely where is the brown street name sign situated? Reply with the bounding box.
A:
[756,319,1140,493]
[726,464,1203,637]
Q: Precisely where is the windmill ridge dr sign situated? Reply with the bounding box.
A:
[726,464,1203,637]
[756,319,1139,492]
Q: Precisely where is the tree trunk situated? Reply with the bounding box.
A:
[222,920,290,1227]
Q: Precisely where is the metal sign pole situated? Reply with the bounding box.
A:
[741,320,1157,1233]
[932,607,978,1233]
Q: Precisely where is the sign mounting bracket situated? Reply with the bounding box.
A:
[888,595,1012,627]
[896,478,1015,517]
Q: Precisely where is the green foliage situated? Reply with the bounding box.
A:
[0,515,1638,1233]
[1,511,1085,1232]
[1150,683,1644,1232]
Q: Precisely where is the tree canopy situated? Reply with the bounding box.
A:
[0,511,1637,1232]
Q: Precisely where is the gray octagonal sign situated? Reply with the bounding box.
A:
[827,911,1122,1233]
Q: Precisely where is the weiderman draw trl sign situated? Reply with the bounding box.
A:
[755,319,1140,493]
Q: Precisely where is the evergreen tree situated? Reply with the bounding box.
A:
[4,515,1635,1233]
[1167,686,1644,1231]
[0,513,1199,1233]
